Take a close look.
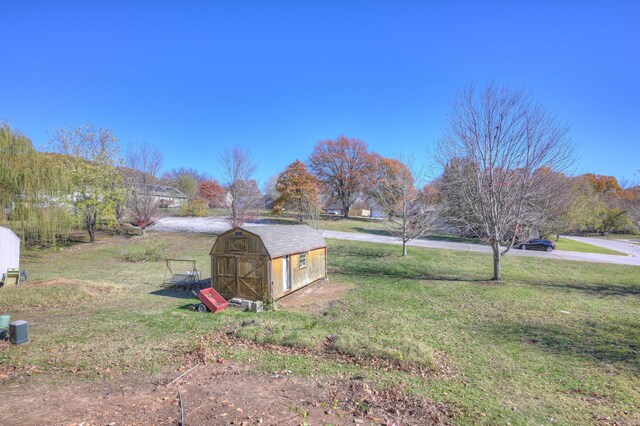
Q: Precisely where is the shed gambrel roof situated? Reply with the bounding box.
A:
[234,225,326,258]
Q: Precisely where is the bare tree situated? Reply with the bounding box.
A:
[263,175,279,210]
[220,146,261,227]
[632,171,640,229]
[437,85,574,281]
[125,143,163,236]
[372,156,439,256]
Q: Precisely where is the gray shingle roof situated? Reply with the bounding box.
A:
[242,225,326,258]
[147,185,187,199]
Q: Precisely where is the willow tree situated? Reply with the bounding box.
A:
[0,123,74,245]
[437,85,574,281]
[50,126,125,243]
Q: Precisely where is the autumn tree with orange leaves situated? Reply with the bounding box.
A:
[308,136,372,218]
[198,179,225,208]
[577,173,637,235]
[273,160,320,224]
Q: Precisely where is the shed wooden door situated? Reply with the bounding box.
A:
[215,255,265,301]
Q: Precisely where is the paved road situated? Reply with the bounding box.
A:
[321,230,640,266]
[562,235,640,256]
[151,217,640,267]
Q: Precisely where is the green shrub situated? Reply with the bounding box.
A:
[180,199,208,217]
[119,242,168,263]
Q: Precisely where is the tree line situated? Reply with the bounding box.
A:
[0,124,261,243]
[1,84,638,281]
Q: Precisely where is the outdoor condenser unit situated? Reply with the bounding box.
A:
[9,320,28,345]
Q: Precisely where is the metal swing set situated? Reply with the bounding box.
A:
[162,258,202,290]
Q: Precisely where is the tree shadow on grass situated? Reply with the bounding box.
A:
[532,280,640,298]
[330,244,640,294]
[329,265,491,284]
[486,319,640,373]
[149,287,201,300]
[332,245,396,258]
[351,227,392,237]
[423,234,485,245]
[250,218,299,225]
[330,244,492,282]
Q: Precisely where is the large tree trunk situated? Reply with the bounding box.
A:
[341,198,351,219]
[86,210,97,243]
[402,240,408,257]
[87,221,96,243]
[491,243,501,281]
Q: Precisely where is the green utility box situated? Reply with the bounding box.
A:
[0,315,9,340]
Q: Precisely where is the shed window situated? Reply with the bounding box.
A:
[299,253,307,269]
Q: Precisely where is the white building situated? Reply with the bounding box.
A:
[146,185,188,208]
[0,226,20,278]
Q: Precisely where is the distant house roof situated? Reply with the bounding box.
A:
[239,225,326,258]
[147,185,187,199]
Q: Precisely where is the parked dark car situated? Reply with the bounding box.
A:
[515,239,556,252]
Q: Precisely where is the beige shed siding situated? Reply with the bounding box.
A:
[290,248,326,290]
[271,257,284,299]
[271,247,327,300]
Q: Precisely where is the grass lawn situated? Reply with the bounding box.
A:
[316,216,392,235]
[552,238,627,256]
[589,233,640,243]
[1,233,639,424]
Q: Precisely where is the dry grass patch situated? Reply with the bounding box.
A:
[277,279,353,313]
[0,279,120,312]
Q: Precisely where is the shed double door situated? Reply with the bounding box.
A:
[216,255,265,301]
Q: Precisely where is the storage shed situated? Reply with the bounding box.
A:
[210,225,327,303]
[0,226,20,278]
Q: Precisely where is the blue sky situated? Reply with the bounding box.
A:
[1,1,639,185]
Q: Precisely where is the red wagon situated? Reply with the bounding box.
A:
[197,288,229,314]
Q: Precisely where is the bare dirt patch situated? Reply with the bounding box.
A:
[277,279,353,313]
[0,362,454,425]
